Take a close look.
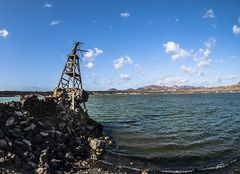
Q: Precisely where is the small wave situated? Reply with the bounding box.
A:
[100,156,239,174]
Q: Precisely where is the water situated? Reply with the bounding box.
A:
[86,93,240,173]
[0,96,20,103]
[1,93,240,173]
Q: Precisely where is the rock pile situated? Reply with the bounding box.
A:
[0,94,108,173]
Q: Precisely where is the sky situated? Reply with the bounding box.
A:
[0,0,240,91]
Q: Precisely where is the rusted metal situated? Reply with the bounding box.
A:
[57,41,88,111]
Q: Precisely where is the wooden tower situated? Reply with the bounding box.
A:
[57,41,88,111]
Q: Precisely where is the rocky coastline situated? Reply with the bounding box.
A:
[0,93,116,174]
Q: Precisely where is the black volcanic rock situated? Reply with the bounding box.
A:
[0,94,110,173]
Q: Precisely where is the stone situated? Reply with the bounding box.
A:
[30,123,36,130]
[28,161,37,168]
[14,111,23,116]
[142,170,149,174]
[40,132,49,137]
[5,116,15,126]
[23,139,32,146]
[0,139,7,148]
[58,122,66,128]
[20,121,28,125]
[23,111,31,117]
[88,138,103,151]
[36,167,46,174]
[24,126,32,131]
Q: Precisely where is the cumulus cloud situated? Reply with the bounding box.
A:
[43,3,52,8]
[203,9,215,19]
[233,25,240,35]
[120,74,131,81]
[84,48,103,61]
[50,20,60,26]
[0,29,9,38]
[85,62,94,68]
[163,41,190,61]
[113,56,133,69]
[120,11,130,17]
[193,37,216,67]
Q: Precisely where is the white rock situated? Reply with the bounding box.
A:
[88,138,103,151]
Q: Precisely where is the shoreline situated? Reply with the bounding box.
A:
[0,90,240,98]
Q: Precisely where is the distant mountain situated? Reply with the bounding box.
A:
[238,82,240,85]
[135,85,202,91]
[141,85,165,90]
[177,85,200,89]
[108,88,118,91]
[126,88,135,91]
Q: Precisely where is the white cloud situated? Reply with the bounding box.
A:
[180,65,193,74]
[113,55,133,69]
[203,9,215,19]
[120,11,130,18]
[233,25,240,35]
[193,37,216,67]
[120,74,131,81]
[163,41,190,61]
[50,20,60,26]
[0,29,9,38]
[84,50,94,58]
[157,76,187,86]
[204,37,216,48]
[85,62,94,68]
[197,59,212,67]
[94,47,103,55]
[84,48,103,61]
[43,3,52,8]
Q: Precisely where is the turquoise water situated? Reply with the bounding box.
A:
[1,93,240,172]
[0,96,20,103]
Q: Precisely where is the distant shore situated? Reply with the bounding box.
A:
[1,85,240,97]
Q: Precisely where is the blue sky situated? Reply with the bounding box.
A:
[0,0,240,91]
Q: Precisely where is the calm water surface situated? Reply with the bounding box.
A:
[1,93,240,173]
[87,93,240,172]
